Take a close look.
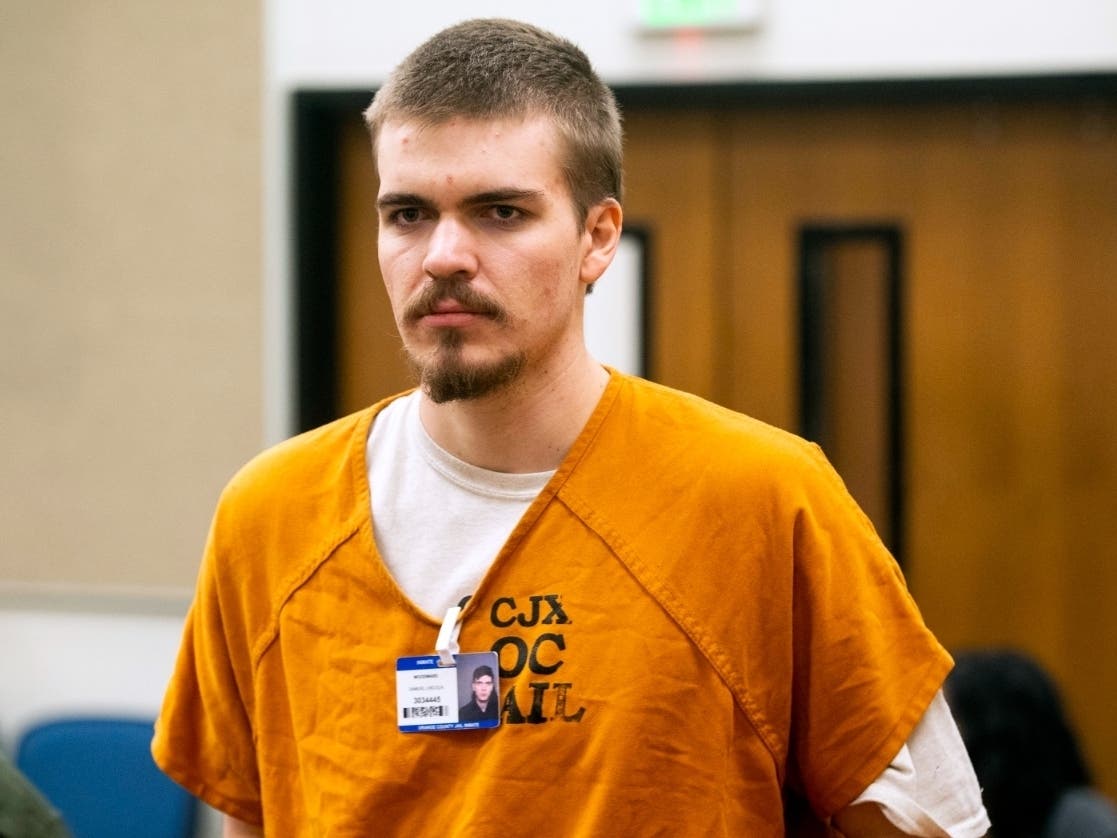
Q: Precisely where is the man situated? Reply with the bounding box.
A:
[153,18,990,837]
[458,665,498,723]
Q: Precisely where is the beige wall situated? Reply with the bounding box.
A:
[0,2,262,598]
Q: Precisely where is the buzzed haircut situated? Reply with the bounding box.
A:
[364,18,623,219]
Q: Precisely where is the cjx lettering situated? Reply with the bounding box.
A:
[487,593,585,725]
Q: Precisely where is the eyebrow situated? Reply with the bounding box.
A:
[464,189,545,207]
[376,188,545,212]
[376,192,430,211]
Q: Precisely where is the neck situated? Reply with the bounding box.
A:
[418,353,609,473]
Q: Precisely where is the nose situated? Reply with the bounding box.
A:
[423,217,477,280]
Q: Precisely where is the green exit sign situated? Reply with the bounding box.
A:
[637,0,763,31]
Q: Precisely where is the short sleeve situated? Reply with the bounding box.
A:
[152,519,264,825]
[852,690,990,836]
[788,445,953,817]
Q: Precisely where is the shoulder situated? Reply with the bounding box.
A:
[623,375,818,452]
[563,374,896,610]
[195,400,400,642]
[561,373,869,585]
[599,374,837,498]
[217,391,412,522]
[223,409,373,506]
[204,397,403,572]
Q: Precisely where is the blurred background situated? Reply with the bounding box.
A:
[2,1,1115,832]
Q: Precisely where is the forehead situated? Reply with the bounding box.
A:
[376,115,568,196]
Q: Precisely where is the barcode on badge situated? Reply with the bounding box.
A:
[403,705,448,719]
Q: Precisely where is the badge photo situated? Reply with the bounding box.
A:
[396,651,501,733]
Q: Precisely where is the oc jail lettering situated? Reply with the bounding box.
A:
[488,593,585,725]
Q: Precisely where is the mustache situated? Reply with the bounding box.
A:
[403,280,507,323]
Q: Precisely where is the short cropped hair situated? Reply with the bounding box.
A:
[364,18,623,220]
[472,665,495,682]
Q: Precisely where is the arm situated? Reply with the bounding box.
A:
[833,802,916,837]
[834,690,989,837]
[224,816,264,837]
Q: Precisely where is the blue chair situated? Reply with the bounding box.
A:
[14,716,197,838]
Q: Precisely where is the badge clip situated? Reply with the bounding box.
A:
[435,605,462,667]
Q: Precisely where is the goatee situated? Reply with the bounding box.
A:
[402,280,525,402]
[409,333,526,403]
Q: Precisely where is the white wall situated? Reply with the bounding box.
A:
[269,0,1117,87]
[0,608,184,754]
[0,610,176,751]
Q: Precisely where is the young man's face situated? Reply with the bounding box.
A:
[375,114,618,403]
[471,674,494,704]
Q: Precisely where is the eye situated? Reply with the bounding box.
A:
[389,207,425,225]
[487,205,524,223]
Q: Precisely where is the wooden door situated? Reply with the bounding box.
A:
[622,97,1117,796]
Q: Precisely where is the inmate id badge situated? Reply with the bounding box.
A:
[396,651,501,733]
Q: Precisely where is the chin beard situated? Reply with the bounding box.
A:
[401,280,526,403]
[409,334,526,404]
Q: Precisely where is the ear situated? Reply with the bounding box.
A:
[579,198,623,287]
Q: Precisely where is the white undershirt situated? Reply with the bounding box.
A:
[853,690,989,836]
[368,392,551,618]
[366,392,989,835]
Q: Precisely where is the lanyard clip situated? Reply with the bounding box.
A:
[435,605,463,667]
